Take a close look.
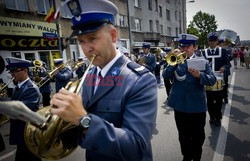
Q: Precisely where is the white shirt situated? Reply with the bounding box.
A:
[94,50,122,94]
[18,78,30,89]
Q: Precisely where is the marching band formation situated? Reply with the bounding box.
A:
[0,0,246,161]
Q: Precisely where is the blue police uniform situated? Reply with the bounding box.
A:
[163,47,173,97]
[38,66,51,106]
[202,32,231,125]
[53,59,72,92]
[5,57,41,161]
[64,0,158,160]
[141,43,156,73]
[162,34,216,161]
[75,57,86,79]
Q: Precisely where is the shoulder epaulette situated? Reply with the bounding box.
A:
[127,62,149,76]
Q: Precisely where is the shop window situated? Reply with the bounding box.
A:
[61,0,72,18]
[37,0,51,14]
[5,0,28,11]
[39,51,51,70]
[11,52,21,58]
[24,53,35,62]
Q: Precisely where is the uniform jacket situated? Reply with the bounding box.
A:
[55,67,72,92]
[202,47,231,76]
[76,64,86,79]
[38,67,51,93]
[10,79,40,145]
[162,54,216,113]
[144,53,156,73]
[80,55,158,161]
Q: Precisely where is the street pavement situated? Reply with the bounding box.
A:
[0,65,250,161]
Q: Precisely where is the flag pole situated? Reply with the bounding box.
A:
[52,0,63,58]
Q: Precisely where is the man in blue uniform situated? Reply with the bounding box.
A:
[75,57,86,79]
[202,32,231,126]
[50,0,157,161]
[163,34,216,161]
[5,57,41,161]
[163,47,173,98]
[37,62,51,106]
[53,58,72,92]
[139,43,156,73]
[218,37,232,103]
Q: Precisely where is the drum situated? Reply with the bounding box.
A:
[205,72,224,91]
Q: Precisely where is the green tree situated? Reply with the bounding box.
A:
[187,11,218,49]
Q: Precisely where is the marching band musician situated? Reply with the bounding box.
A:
[50,0,157,161]
[217,37,233,104]
[202,32,231,126]
[163,47,173,98]
[139,43,156,73]
[53,58,72,92]
[162,34,216,161]
[75,57,86,79]
[5,57,41,161]
[38,62,52,107]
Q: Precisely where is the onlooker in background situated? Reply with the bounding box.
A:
[244,46,250,69]
[239,46,245,67]
[232,47,239,69]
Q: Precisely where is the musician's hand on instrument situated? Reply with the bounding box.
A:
[50,88,87,126]
[220,67,225,73]
[188,68,200,78]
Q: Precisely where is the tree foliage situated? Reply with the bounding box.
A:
[187,11,218,48]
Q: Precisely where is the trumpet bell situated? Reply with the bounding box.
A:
[165,52,187,66]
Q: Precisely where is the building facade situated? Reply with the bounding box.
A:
[0,0,187,84]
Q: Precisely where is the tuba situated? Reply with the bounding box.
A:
[165,52,187,66]
[24,55,96,160]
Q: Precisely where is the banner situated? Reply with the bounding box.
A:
[0,35,58,50]
[0,16,61,37]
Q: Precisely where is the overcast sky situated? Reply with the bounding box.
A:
[186,0,250,41]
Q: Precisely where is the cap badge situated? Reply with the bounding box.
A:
[67,0,82,17]
[182,35,186,40]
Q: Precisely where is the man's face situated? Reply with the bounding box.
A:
[143,48,150,54]
[180,44,196,57]
[208,39,218,48]
[10,68,27,82]
[77,25,117,69]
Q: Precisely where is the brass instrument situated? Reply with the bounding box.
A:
[32,60,43,83]
[37,60,72,88]
[74,61,85,71]
[24,55,96,160]
[0,78,14,98]
[165,52,187,66]
[138,56,147,66]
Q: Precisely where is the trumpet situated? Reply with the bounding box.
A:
[165,52,187,66]
[24,55,96,160]
[0,78,14,98]
[37,60,72,88]
[74,61,85,70]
